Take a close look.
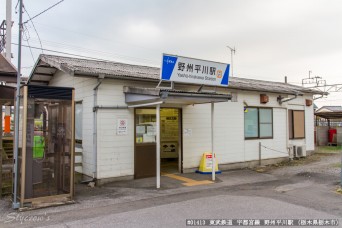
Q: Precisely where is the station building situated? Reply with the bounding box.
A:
[27,54,324,185]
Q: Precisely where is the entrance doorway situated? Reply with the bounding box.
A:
[134,108,181,179]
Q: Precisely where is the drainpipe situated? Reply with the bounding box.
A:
[92,75,104,181]
[93,105,128,111]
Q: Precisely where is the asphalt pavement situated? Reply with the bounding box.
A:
[0,152,341,227]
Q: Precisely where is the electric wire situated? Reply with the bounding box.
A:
[23,5,44,54]
[22,24,35,63]
[11,34,159,65]
[23,0,64,24]
[32,21,162,54]
[12,42,130,62]
[14,0,19,12]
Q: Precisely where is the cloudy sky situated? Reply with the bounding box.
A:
[1,0,341,107]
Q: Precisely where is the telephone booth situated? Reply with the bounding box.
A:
[16,85,75,208]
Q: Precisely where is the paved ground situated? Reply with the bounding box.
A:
[0,150,341,227]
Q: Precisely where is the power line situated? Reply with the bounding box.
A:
[11,33,160,65]
[22,24,35,63]
[32,21,162,54]
[14,0,20,12]
[23,0,64,24]
[23,5,44,53]
[12,42,137,62]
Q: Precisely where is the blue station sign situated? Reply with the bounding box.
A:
[160,54,230,87]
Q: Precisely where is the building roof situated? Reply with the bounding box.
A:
[0,85,15,105]
[315,106,342,119]
[313,103,318,110]
[316,106,342,113]
[315,111,342,120]
[28,54,325,95]
[0,54,17,83]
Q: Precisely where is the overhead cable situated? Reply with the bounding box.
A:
[23,0,64,24]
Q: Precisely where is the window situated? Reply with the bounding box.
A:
[244,107,273,139]
[288,110,305,139]
[135,109,156,144]
[75,101,83,144]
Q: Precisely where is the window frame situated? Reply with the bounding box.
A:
[244,107,273,140]
[288,109,305,139]
[75,100,83,146]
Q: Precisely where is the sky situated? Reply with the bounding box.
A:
[1,0,341,107]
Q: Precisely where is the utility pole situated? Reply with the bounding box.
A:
[12,0,23,209]
[5,0,12,61]
[227,46,236,77]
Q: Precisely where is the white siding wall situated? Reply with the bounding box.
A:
[48,71,97,177]
[97,109,134,178]
[182,104,211,169]
[50,74,158,179]
[183,91,289,169]
[182,101,246,169]
[96,80,132,179]
[96,79,156,179]
[47,70,315,179]
[214,101,245,164]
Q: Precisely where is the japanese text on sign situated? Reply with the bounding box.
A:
[161,54,230,86]
[186,219,339,226]
[117,119,128,135]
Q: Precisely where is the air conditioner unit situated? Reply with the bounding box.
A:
[295,145,306,158]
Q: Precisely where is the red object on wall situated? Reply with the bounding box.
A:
[260,94,269,104]
[305,99,312,106]
[328,129,337,143]
[4,116,10,133]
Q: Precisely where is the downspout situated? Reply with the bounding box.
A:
[92,75,104,181]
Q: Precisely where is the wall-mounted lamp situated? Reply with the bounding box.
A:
[260,94,269,104]
[306,99,312,106]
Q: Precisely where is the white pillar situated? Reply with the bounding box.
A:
[211,102,215,181]
[156,104,160,188]
[5,0,12,61]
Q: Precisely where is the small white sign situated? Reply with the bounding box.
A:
[136,126,145,134]
[117,119,128,135]
[205,154,213,169]
[147,126,156,136]
[184,128,192,137]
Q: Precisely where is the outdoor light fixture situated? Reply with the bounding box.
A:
[306,99,313,106]
[260,94,269,104]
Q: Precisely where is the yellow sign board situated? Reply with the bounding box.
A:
[196,153,221,174]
